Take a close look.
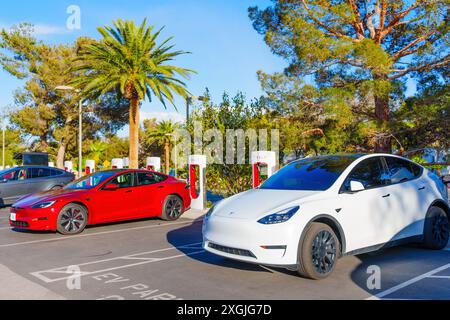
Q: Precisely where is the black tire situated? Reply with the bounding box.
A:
[161,195,184,221]
[423,206,449,250]
[56,203,88,235]
[297,223,340,280]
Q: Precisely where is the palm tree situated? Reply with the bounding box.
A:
[72,19,194,169]
[148,120,179,174]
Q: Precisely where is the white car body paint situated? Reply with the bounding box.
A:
[203,154,449,269]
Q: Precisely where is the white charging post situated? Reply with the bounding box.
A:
[188,155,207,211]
[85,160,95,175]
[123,158,129,168]
[111,158,124,169]
[251,151,278,189]
[146,157,161,172]
[48,162,55,168]
[64,161,73,172]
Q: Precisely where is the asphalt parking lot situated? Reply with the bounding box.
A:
[0,207,449,300]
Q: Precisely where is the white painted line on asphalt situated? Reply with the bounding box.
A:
[0,220,200,248]
[31,242,205,283]
[428,275,450,279]
[0,227,11,230]
[367,262,450,300]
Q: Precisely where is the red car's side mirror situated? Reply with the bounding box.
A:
[103,183,119,191]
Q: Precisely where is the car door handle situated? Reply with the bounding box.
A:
[157,186,165,189]
[418,186,426,191]
[382,194,390,198]
[126,190,133,193]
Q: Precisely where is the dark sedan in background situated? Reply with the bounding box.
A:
[0,166,75,206]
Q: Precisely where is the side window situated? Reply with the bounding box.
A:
[16,169,28,181]
[51,169,63,177]
[136,172,168,186]
[137,172,158,186]
[0,170,16,181]
[109,173,134,188]
[30,168,52,179]
[385,157,418,184]
[342,158,388,191]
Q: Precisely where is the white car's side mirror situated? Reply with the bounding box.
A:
[350,180,365,192]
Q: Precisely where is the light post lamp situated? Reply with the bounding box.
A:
[55,85,83,178]
[165,133,178,178]
[186,96,206,124]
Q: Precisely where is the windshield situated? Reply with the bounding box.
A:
[64,171,118,190]
[260,155,360,191]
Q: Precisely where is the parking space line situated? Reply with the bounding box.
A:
[0,220,200,248]
[31,242,205,283]
[367,262,450,300]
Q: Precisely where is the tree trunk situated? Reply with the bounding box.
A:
[165,141,170,174]
[56,142,66,169]
[374,93,392,153]
[129,98,140,169]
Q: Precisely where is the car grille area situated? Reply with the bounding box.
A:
[208,243,256,259]
[11,221,29,228]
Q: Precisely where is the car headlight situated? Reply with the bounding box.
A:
[31,201,57,209]
[258,206,300,225]
[205,205,216,219]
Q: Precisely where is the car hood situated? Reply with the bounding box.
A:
[213,189,321,220]
[13,188,87,208]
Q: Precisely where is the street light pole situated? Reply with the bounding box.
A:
[2,124,5,169]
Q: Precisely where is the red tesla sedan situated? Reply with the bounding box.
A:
[9,169,191,235]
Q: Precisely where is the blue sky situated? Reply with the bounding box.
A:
[0,0,287,130]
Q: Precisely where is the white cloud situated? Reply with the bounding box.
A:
[140,111,185,124]
[0,22,68,36]
[33,24,68,36]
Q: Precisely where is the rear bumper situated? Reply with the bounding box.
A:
[9,207,58,231]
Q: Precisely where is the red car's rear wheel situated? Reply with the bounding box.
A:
[161,195,184,221]
[57,203,88,235]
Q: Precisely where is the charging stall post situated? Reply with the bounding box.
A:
[188,155,207,211]
[146,157,162,172]
[251,151,277,189]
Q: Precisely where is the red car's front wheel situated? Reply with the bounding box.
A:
[56,203,88,235]
[161,195,184,221]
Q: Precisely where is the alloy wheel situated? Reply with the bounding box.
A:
[312,230,337,275]
[60,207,85,233]
[432,215,449,245]
[166,198,182,219]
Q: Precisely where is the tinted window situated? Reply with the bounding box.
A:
[3,169,28,181]
[110,173,134,188]
[30,168,52,179]
[342,158,388,191]
[385,157,422,184]
[50,169,64,176]
[260,156,358,191]
[136,172,167,186]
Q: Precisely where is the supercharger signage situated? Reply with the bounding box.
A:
[85,160,95,175]
[251,151,278,189]
[188,155,207,211]
[146,157,161,172]
[111,158,124,169]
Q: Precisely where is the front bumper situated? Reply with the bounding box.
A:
[202,214,301,269]
[9,206,58,231]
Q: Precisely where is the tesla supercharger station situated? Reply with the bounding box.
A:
[111,158,124,169]
[251,151,278,189]
[85,160,95,175]
[123,158,130,168]
[64,161,73,172]
[189,155,207,211]
[146,157,161,172]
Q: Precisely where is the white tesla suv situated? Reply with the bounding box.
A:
[202,154,450,279]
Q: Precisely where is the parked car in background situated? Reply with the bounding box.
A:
[0,166,75,206]
[9,169,191,234]
[203,154,450,280]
